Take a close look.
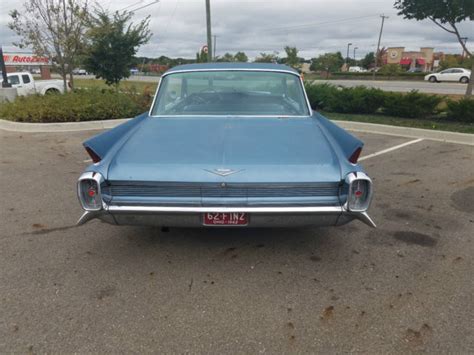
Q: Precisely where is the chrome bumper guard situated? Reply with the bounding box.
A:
[77,204,376,228]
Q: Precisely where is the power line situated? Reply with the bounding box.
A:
[128,0,160,13]
[260,14,380,33]
[119,0,145,11]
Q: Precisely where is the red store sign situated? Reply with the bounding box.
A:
[3,53,51,66]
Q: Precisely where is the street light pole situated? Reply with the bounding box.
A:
[205,0,213,62]
[346,43,352,70]
[353,47,358,61]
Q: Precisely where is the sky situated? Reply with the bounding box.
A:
[0,0,472,60]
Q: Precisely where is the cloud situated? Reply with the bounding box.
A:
[1,0,472,59]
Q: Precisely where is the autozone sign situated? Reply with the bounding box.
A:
[3,52,51,66]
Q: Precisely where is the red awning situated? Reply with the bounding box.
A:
[400,58,412,65]
[417,58,426,65]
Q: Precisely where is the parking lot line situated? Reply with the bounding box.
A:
[359,138,424,161]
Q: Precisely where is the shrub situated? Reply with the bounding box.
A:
[325,86,385,114]
[382,90,443,118]
[304,83,339,110]
[0,88,150,123]
[446,98,474,123]
[378,64,404,78]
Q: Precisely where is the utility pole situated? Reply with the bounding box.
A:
[213,35,218,59]
[373,14,388,80]
[205,0,213,62]
[346,43,352,70]
[0,46,11,88]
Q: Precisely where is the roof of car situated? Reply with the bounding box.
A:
[165,62,299,75]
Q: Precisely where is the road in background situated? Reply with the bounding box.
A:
[316,79,469,95]
[62,74,470,95]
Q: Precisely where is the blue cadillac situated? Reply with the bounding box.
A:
[77,63,375,228]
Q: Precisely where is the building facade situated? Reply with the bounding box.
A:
[383,47,445,71]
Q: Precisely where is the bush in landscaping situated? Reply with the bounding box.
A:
[382,90,443,118]
[0,89,151,123]
[304,83,339,110]
[378,64,404,78]
[446,98,474,123]
[325,86,385,114]
[304,83,384,114]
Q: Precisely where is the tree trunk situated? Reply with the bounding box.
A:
[69,71,74,91]
[465,60,473,97]
[61,65,67,93]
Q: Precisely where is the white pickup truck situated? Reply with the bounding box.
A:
[1,72,70,96]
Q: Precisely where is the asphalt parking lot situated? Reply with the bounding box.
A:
[1,127,473,353]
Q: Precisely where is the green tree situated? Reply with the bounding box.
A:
[9,0,90,91]
[254,52,278,63]
[234,51,248,62]
[310,52,344,78]
[361,52,375,69]
[439,54,473,70]
[284,46,300,69]
[218,53,235,62]
[196,49,208,63]
[84,10,151,86]
[394,0,474,95]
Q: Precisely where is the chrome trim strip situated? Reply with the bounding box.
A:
[107,205,343,214]
[162,68,301,77]
[148,68,313,117]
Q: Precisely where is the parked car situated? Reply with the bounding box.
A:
[77,63,375,229]
[72,68,88,75]
[30,68,41,75]
[0,72,69,95]
[130,68,139,75]
[425,68,471,83]
[348,66,367,73]
[407,67,423,73]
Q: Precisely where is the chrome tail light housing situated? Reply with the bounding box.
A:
[345,172,373,212]
[77,172,104,211]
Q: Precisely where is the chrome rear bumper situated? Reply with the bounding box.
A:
[77,205,376,228]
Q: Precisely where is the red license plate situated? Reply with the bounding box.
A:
[203,212,248,226]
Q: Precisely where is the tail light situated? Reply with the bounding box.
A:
[349,147,362,164]
[77,172,103,211]
[345,172,373,212]
[85,146,101,163]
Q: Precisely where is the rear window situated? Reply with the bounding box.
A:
[151,70,310,116]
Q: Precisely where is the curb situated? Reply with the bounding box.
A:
[334,120,474,146]
[0,118,130,133]
[1,118,473,146]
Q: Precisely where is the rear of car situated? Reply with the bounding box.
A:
[77,63,375,228]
